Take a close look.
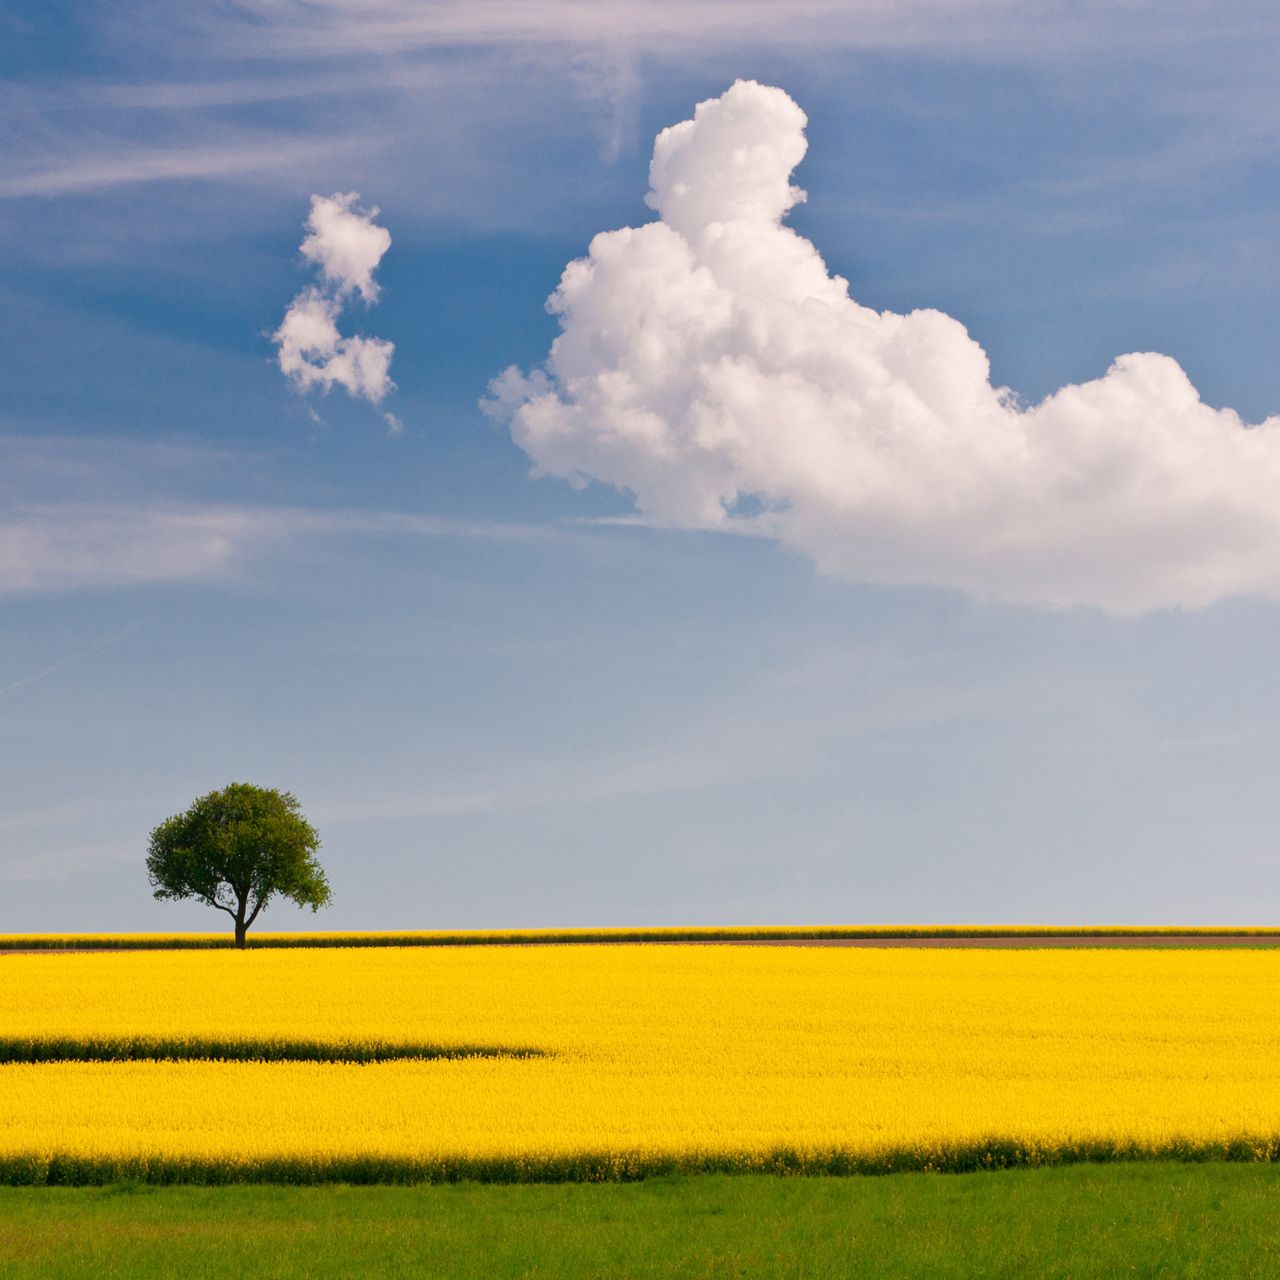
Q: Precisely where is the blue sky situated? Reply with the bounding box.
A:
[4,1,1280,930]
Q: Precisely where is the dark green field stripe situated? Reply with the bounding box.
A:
[4,1137,1280,1186]
[0,1037,545,1064]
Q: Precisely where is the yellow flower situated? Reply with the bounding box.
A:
[3,945,1279,1181]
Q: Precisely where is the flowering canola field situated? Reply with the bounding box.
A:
[3,944,1280,1183]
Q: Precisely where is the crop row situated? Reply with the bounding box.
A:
[6,924,1280,949]
[0,1036,541,1064]
[6,946,1280,1184]
[6,1137,1280,1187]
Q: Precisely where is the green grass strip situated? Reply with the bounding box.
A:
[10,1164,1280,1280]
[0,1037,544,1065]
[5,1165,1280,1280]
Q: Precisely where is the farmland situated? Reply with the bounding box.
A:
[4,944,1280,1183]
[6,924,1280,949]
[7,1164,1280,1279]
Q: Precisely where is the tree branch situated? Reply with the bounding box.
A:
[245,894,268,930]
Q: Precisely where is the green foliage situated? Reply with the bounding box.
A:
[5,1165,1280,1279]
[145,784,330,946]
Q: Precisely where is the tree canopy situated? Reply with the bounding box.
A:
[146,783,330,947]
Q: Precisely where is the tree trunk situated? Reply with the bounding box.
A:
[234,915,247,949]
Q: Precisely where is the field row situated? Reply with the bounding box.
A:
[7,1135,1280,1186]
[0,1036,541,1064]
[5,946,1280,1183]
[7,925,1280,949]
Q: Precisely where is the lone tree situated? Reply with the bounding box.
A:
[146,783,331,947]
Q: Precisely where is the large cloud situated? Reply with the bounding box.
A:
[275,192,394,405]
[487,80,1280,613]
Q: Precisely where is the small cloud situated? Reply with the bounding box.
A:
[275,286,393,403]
[300,191,391,303]
[274,192,395,410]
[383,412,405,436]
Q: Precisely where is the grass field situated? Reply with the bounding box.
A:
[5,944,1280,1182]
[3,1164,1279,1278]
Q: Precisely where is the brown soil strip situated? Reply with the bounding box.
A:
[6,934,1280,953]
[686,935,1280,948]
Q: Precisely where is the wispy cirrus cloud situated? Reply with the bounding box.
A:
[0,502,559,595]
[0,435,558,595]
[0,137,361,199]
[200,0,1266,60]
[5,0,1277,215]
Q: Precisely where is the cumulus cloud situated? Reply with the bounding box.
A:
[274,192,394,405]
[299,190,391,302]
[275,287,394,403]
[486,80,1280,614]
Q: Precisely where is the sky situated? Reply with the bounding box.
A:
[4,0,1280,931]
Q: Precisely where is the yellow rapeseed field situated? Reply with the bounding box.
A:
[3,944,1280,1182]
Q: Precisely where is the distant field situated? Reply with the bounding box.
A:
[5,945,1280,1183]
[5,924,1280,949]
[4,1164,1280,1279]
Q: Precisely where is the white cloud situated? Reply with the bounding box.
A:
[487,80,1280,614]
[5,0,1276,238]
[300,191,391,303]
[0,139,347,199]
[274,193,394,406]
[274,287,394,404]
